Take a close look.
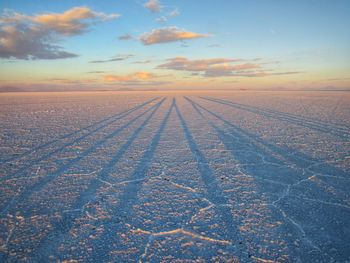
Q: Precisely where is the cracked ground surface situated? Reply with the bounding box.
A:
[0,91,349,262]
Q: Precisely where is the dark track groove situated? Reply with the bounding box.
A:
[175,100,250,261]
[87,99,175,262]
[29,98,166,261]
[1,97,159,164]
[0,99,163,217]
[187,97,348,178]
[200,96,350,139]
[1,98,160,182]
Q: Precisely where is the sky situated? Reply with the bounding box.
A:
[0,0,349,91]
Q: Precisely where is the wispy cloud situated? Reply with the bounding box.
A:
[156,16,167,23]
[103,71,156,82]
[140,27,209,45]
[326,77,350,81]
[155,8,180,23]
[118,33,133,40]
[89,54,133,63]
[158,57,300,78]
[133,59,152,64]
[87,71,107,74]
[208,44,220,48]
[115,80,170,87]
[144,0,162,13]
[158,57,241,71]
[44,77,98,84]
[0,7,119,59]
[168,8,180,18]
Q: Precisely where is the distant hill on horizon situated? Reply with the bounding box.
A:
[0,86,26,92]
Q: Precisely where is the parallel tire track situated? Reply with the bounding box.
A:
[29,98,167,261]
[174,100,249,261]
[1,98,159,164]
[185,97,347,259]
[87,99,175,262]
[188,97,348,178]
[0,99,163,217]
[201,96,350,139]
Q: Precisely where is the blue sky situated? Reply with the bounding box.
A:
[0,0,349,90]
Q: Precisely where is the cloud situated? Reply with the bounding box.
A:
[133,59,152,64]
[168,8,180,18]
[203,63,260,77]
[269,71,301,76]
[158,57,300,78]
[140,27,209,45]
[208,44,220,48]
[326,77,350,81]
[156,16,167,23]
[87,71,106,74]
[115,80,170,87]
[158,57,241,71]
[0,23,78,59]
[44,77,98,84]
[144,0,162,13]
[31,7,119,35]
[89,54,133,63]
[118,34,133,40]
[156,8,180,23]
[103,71,156,82]
[0,7,119,60]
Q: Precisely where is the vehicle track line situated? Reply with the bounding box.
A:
[0,99,164,217]
[188,97,349,178]
[87,99,175,262]
[28,98,167,261]
[185,97,341,256]
[200,96,350,139]
[1,98,161,182]
[175,99,249,261]
[1,97,159,164]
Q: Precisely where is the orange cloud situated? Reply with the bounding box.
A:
[135,71,154,79]
[158,57,241,71]
[32,7,119,35]
[0,7,119,59]
[140,27,209,45]
[158,57,299,78]
[103,71,156,82]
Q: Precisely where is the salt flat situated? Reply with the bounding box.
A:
[0,90,349,262]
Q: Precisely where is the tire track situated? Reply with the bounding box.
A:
[87,99,175,262]
[185,97,348,260]
[201,96,350,139]
[174,100,250,261]
[1,98,160,183]
[191,97,349,178]
[1,97,159,164]
[28,98,166,261]
[0,99,164,217]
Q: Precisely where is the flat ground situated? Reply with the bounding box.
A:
[0,90,349,262]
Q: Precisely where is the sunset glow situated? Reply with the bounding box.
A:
[1,0,349,91]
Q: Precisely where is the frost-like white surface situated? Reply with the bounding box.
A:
[0,91,349,262]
